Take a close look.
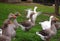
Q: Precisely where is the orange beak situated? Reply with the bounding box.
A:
[18,14,21,16]
[55,17,59,21]
[13,15,17,18]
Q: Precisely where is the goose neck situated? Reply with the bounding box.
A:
[34,7,37,13]
[49,18,52,24]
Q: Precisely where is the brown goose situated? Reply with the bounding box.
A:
[36,16,59,41]
[0,13,17,41]
[18,12,35,31]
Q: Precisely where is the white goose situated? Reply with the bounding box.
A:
[36,16,59,41]
[26,6,41,24]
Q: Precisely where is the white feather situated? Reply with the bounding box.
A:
[32,12,41,23]
[0,29,2,36]
[26,9,33,18]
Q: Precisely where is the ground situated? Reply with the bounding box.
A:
[0,3,60,41]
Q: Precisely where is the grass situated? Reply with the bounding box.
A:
[0,3,60,41]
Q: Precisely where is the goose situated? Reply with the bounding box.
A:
[1,13,17,41]
[36,16,59,41]
[26,6,41,24]
[36,24,57,41]
[18,12,35,31]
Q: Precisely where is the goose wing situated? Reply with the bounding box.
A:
[19,21,31,27]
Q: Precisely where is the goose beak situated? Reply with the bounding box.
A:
[15,13,21,16]
[19,14,21,16]
[13,15,17,18]
[55,17,59,21]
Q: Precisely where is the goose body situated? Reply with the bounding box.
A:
[36,23,57,41]
[19,19,34,31]
[2,19,16,38]
[19,12,35,31]
[39,21,51,30]
[6,24,16,37]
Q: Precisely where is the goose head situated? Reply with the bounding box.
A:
[50,15,59,22]
[51,16,59,22]
[51,16,59,24]
[49,16,55,22]
[8,13,17,19]
[50,16,54,19]
[15,12,21,17]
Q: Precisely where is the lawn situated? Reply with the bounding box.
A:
[0,3,60,41]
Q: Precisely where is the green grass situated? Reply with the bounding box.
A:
[0,3,60,41]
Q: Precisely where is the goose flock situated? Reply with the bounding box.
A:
[0,6,60,41]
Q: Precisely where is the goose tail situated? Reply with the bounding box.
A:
[36,32,45,40]
[18,23,25,31]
